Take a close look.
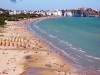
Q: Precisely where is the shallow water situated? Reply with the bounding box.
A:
[28,17,100,74]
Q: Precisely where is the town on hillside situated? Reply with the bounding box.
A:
[0,7,100,17]
[0,7,100,25]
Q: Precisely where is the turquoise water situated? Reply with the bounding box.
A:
[29,17,100,74]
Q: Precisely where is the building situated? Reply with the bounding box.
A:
[0,11,3,14]
[66,11,73,17]
[73,12,81,17]
[57,10,62,16]
[46,11,52,16]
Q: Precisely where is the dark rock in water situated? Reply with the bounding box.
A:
[25,55,32,59]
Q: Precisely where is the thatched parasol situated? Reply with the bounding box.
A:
[21,38,24,42]
[18,37,21,42]
[15,38,18,42]
[12,37,15,42]
[5,38,8,41]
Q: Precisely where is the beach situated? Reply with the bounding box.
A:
[0,17,94,75]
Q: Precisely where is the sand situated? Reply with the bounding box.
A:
[0,18,89,75]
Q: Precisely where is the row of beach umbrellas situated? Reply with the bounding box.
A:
[1,37,24,42]
[0,38,36,48]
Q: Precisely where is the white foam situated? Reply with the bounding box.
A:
[77,50,86,53]
[86,55,100,60]
[88,59,94,62]
[77,55,83,58]
[49,34,57,38]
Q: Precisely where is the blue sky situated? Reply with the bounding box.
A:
[0,0,100,10]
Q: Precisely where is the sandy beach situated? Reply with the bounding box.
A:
[0,18,92,75]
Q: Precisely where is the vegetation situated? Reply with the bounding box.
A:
[0,11,43,26]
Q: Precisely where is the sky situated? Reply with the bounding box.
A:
[0,0,100,10]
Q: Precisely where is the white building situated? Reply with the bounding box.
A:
[46,11,52,16]
[0,11,3,14]
[67,12,73,17]
[9,10,17,15]
[9,10,22,15]
[51,10,62,16]
[23,10,28,14]
[52,11,58,16]
[73,12,81,17]
[57,10,62,16]
[38,11,45,16]
[16,10,21,14]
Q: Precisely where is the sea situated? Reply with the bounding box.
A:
[27,17,100,74]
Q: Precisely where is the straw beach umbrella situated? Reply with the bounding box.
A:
[18,37,21,42]
[2,38,6,41]
[21,38,24,42]
[5,38,8,41]
[15,38,18,42]
[12,37,15,42]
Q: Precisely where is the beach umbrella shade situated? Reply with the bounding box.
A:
[18,42,21,46]
[22,42,26,47]
[0,40,2,46]
[6,41,9,44]
[8,41,10,46]
[6,41,10,46]
[10,42,14,46]
[14,42,18,46]
[26,42,30,48]
[2,41,6,46]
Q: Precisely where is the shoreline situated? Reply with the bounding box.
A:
[0,17,97,75]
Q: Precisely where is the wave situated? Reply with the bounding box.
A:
[49,34,57,38]
[86,55,100,61]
